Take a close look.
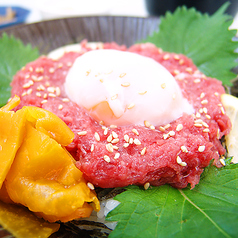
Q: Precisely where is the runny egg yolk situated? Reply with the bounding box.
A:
[64,49,194,126]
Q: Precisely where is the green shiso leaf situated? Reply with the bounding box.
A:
[143,3,238,86]
[106,162,238,238]
[0,33,39,107]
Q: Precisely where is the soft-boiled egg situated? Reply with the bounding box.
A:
[64,49,194,127]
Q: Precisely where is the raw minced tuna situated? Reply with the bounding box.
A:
[11,41,231,189]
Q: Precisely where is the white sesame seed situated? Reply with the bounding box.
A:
[36,92,41,97]
[58,104,63,110]
[58,63,63,68]
[123,143,130,148]
[49,68,55,73]
[176,156,182,164]
[91,144,95,152]
[87,182,95,190]
[220,158,226,166]
[176,124,183,131]
[161,83,166,89]
[119,73,126,78]
[150,125,155,130]
[196,112,201,118]
[159,126,166,132]
[193,78,201,83]
[220,107,225,115]
[180,161,187,166]
[200,92,205,99]
[104,155,110,163]
[94,132,100,141]
[106,143,114,153]
[41,99,48,104]
[110,125,117,129]
[78,131,87,136]
[199,108,203,114]
[168,131,175,137]
[45,82,50,87]
[181,146,188,153]
[111,138,119,144]
[21,92,27,97]
[163,134,169,140]
[164,124,171,130]
[214,92,219,97]
[198,145,205,152]
[203,107,208,114]
[174,54,180,60]
[27,88,32,95]
[37,84,45,91]
[185,67,193,73]
[121,82,130,87]
[134,138,141,145]
[132,128,139,135]
[62,98,70,102]
[47,87,55,93]
[43,93,47,99]
[48,93,56,97]
[163,54,170,60]
[179,59,184,65]
[112,145,119,150]
[127,103,135,109]
[141,147,146,155]
[138,90,147,95]
[144,120,151,128]
[114,153,120,159]
[202,122,209,128]
[111,94,118,100]
[203,128,210,133]
[29,67,33,72]
[194,123,203,128]
[112,131,118,139]
[205,115,211,120]
[173,69,180,75]
[144,182,150,190]
[124,134,129,142]
[201,99,208,105]
[104,128,109,135]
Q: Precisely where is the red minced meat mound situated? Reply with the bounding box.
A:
[11,41,231,189]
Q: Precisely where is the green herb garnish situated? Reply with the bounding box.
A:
[0,33,39,107]
[144,3,238,86]
[107,160,238,238]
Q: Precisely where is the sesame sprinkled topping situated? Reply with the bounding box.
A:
[163,54,170,60]
[185,67,193,73]
[174,54,180,60]
[87,182,95,190]
[161,83,166,89]
[111,94,118,100]
[129,138,134,144]
[179,59,184,65]
[114,153,120,159]
[111,138,119,144]
[144,182,150,190]
[134,138,141,145]
[205,114,211,120]
[58,104,63,110]
[124,134,129,142]
[112,131,118,139]
[49,68,55,73]
[138,90,147,95]
[62,98,70,102]
[121,82,130,87]
[200,92,205,99]
[198,145,205,152]
[168,131,175,137]
[106,143,114,153]
[144,120,151,128]
[47,87,55,93]
[220,107,225,115]
[55,87,61,96]
[103,128,109,135]
[203,107,208,114]
[37,84,45,91]
[196,112,201,118]
[78,131,87,136]
[150,125,155,130]
[176,124,183,131]
[127,103,135,109]
[104,155,110,163]
[173,69,180,75]
[214,92,219,97]
[203,128,210,133]
[110,125,117,129]
[48,93,56,98]
[119,73,126,78]
[41,99,48,104]
[141,147,146,155]
[123,143,130,148]
[176,156,187,166]
[220,158,226,166]
[36,92,41,97]
[193,78,201,83]
[181,145,188,153]
[159,126,166,132]
[132,128,139,135]
[164,124,171,130]
[91,144,95,152]
[94,132,100,141]
[201,99,208,105]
